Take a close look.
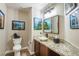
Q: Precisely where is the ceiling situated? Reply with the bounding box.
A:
[6,3,48,10]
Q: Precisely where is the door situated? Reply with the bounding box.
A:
[40,43,48,56]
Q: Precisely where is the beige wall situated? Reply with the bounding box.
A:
[18,8,32,47]
[6,7,32,51]
[0,3,7,55]
[31,4,64,52]
[18,8,32,53]
[6,7,19,50]
[65,5,79,49]
[0,3,64,55]
[0,3,79,56]
[18,8,28,47]
[31,7,43,52]
[32,7,43,37]
[32,4,64,39]
[53,3,64,40]
[45,4,64,40]
[26,8,32,47]
[0,4,32,55]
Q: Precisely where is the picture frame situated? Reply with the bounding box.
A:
[43,18,52,33]
[65,3,77,15]
[0,10,5,29]
[70,15,77,29]
[12,20,25,30]
[51,15,59,34]
[70,8,79,29]
[33,17,42,30]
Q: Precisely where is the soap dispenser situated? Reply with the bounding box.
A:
[53,35,60,43]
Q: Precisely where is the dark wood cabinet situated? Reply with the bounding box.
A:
[34,40,40,56]
[40,43,48,56]
[34,40,60,56]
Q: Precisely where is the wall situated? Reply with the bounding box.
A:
[26,6,44,53]
[6,3,65,54]
[6,7,32,51]
[44,4,64,40]
[18,8,32,47]
[6,7,19,50]
[65,4,79,49]
[0,3,7,55]
[54,3,64,40]
[31,7,43,52]
[18,8,28,47]
[30,4,64,53]
[26,8,32,47]
[32,7,43,37]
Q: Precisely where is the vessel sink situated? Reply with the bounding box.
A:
[38,36,48,41]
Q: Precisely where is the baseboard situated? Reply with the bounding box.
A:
[5,46,35,56]
[26,47,35,55]
[5,46,28,56]
[29,50,35,55]
[65,40,79,49]
[5,50,14,55]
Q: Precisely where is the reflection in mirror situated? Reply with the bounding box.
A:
[43,18,52,33]
[33,17,42,30]
[51,15,59,34]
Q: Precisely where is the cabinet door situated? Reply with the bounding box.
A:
[34,40,60,56]
[34,40,40,56]
[40,43,48,56]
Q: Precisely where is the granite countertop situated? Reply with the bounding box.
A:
[34,36,79,56]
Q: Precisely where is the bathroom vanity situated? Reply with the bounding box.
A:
[34,40,60,56]
[34,36,79,56]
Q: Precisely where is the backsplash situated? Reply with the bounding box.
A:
[47,33,64,42]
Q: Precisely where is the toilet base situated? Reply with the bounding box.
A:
[13,45,21,56]
[14,50,20,56]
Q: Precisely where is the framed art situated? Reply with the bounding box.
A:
[70,15,77,29]
[0,10,5,29]
[65,3,77,15]
[33,17,42,30]
[43,18,52,33]
[70,8,79,29]
[51,15,59,34]
[12,20,25,30]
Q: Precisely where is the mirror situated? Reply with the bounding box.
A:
[43,18,52,33]
[33,17,42,30]
[51,15,59,34]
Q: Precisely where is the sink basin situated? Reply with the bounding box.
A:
[38,36,48,41]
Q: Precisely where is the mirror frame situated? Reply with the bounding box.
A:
[51,15,59,34]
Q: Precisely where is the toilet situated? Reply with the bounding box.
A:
[13,38,22,56]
